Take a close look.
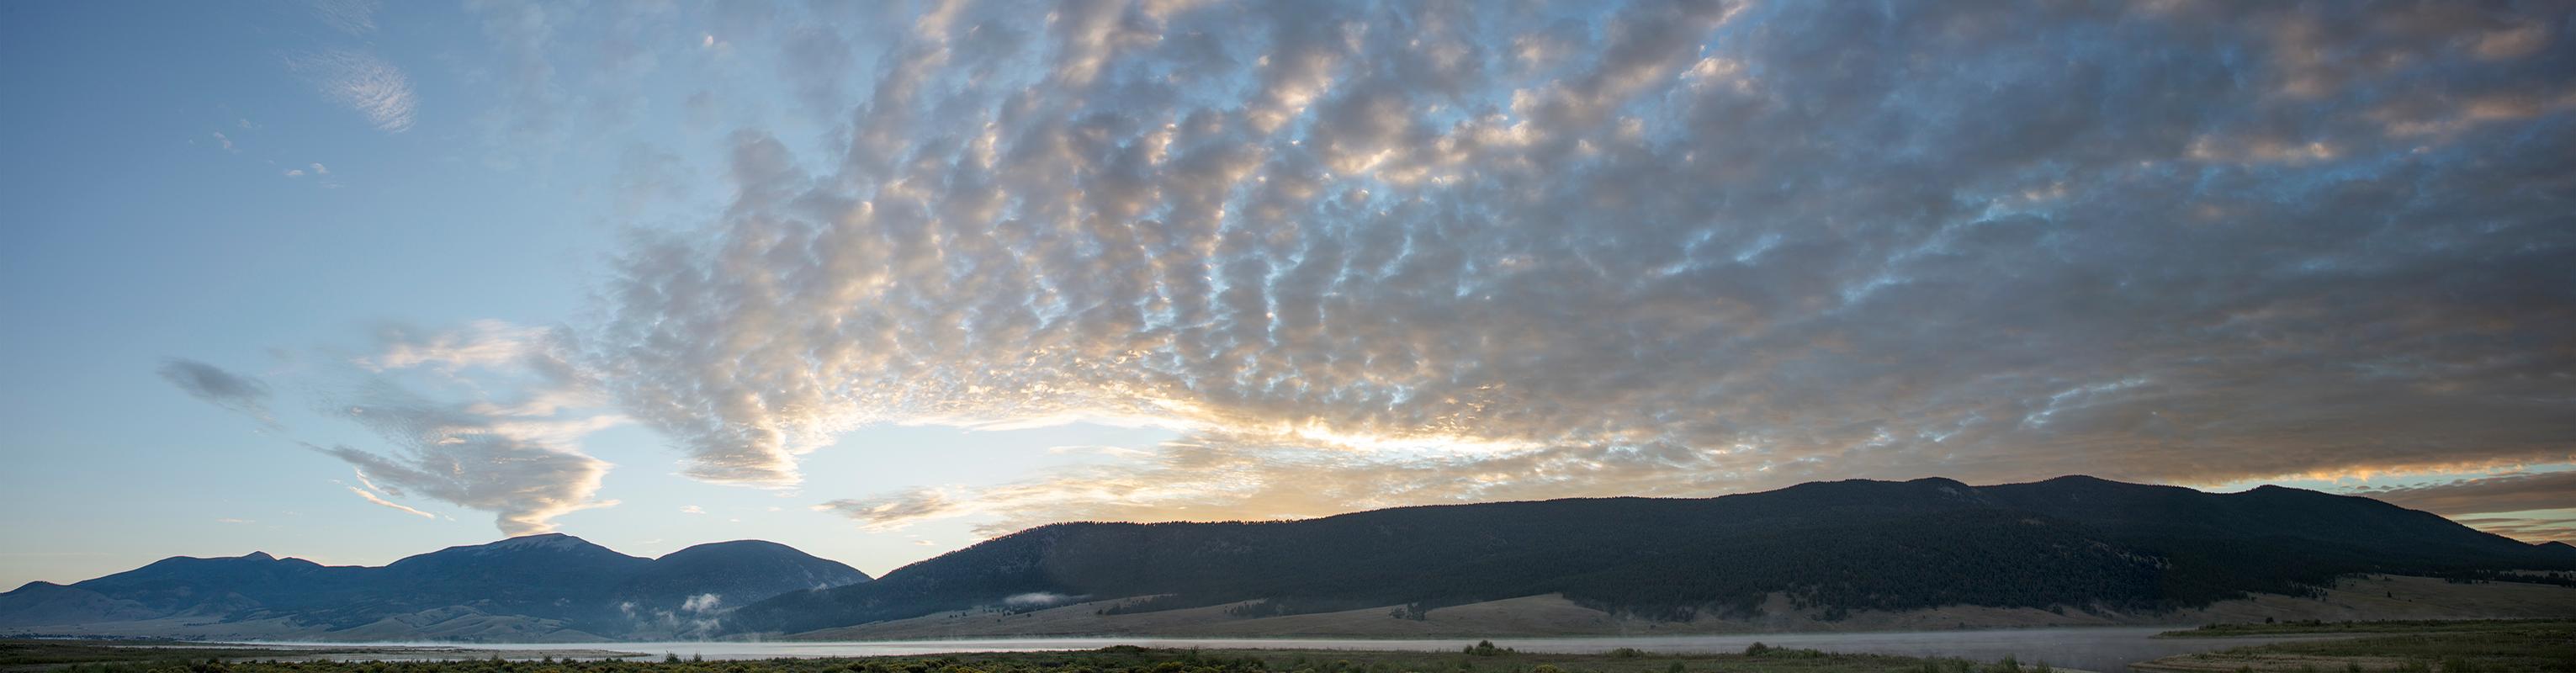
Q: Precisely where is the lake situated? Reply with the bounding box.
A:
[268,627,2345,673]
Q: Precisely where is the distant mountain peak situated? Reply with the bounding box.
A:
[483,533,595,551]
[7,534,861,641]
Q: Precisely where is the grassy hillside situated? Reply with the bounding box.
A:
[2134,620,2576,671]
[729,477,2575,635]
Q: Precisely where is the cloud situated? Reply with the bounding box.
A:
[307,0,380,34]
[157,358,273,424]
[176,321,623,537]
[293,49,416,133]
[210,132,237,152]
[1004,592,1075,607]
[813,489,970,531]
[585,0,2576,537]
[462,0,566,151]
[2449,511,2576,544]
[305,342,619,535]
[2352,472,2576,519]
[363,320,549,373]
[342,485,436,519]
[680,505,705,515]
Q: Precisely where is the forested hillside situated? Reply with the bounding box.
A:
[729,476,2576,635]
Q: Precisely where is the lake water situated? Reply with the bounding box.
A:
[271,627,2343,673]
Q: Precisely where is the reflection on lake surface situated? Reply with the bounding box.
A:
[283,627,2348,673]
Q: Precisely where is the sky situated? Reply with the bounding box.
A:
[3,0,2573,591]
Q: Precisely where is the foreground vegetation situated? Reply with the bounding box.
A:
[2162,618,2576,638]
[2,643,2055,673]
[0,642,342,669]
[2136,620,2576,672]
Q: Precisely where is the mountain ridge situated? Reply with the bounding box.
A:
[0,533,869,641]
[726,475,2576,636]
[9,475,2569,642]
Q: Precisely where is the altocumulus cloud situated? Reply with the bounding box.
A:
[182,0,2576,539]
[564,0,2576,535]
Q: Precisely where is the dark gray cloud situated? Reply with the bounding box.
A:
[2449,515,2576,545]
[157,358,273,423]
[564,1,2576,532]
[2357,472,2576,518]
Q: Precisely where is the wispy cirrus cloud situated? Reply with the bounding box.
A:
[341,484,436,519]
[293,49,416,133]
[306,0,380,35]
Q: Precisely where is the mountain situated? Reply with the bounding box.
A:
[0,534,867,641]
[727,476,2576,636]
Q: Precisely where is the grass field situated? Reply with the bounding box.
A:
[0,642,2065,673]
[0,641,350,668]
[2134,620,2576,672]
[2160,618,2576,638]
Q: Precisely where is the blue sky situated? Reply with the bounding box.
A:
[5,0,2573,590]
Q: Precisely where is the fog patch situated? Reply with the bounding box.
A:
[1004,592,1077,608]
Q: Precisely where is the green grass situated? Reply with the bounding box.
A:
[1,643,2046,673]
[1,640,349,670]
[2160,618,2576,638]
[2135,621,2576,672]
